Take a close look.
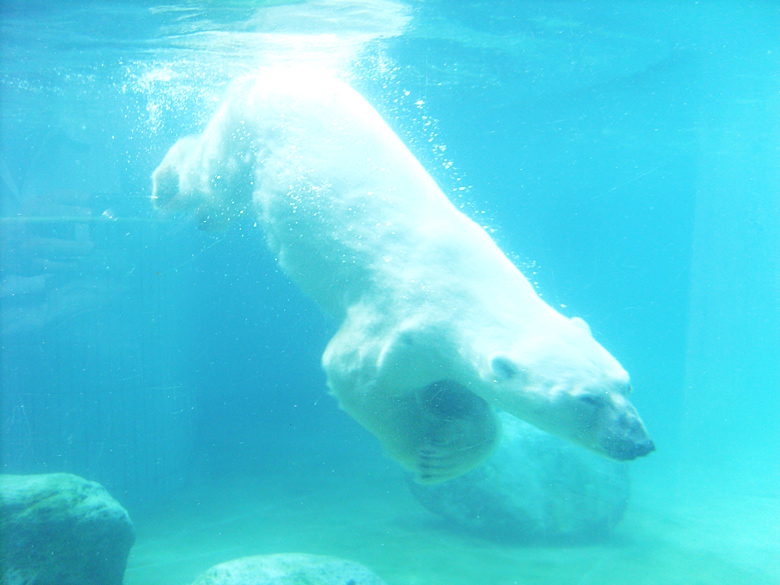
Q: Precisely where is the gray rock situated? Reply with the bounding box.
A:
[190,553,387,585]
[0,473,134,585]
[409,413,631,542]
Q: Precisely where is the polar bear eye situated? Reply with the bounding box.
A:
[489,354,519,381]
[578,393,606,407]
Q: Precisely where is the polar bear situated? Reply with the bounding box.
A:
[152,69,654,483]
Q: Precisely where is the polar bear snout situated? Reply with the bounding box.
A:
[603,433,655,461]
[601,414,655,461]
[571,390,655,461]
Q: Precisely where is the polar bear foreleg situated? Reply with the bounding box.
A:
[414,380,500,483]
[334,378,499,483]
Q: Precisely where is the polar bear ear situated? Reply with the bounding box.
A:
[571,316,591,335]
[489,353,521,382]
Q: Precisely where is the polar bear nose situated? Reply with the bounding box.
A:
[607,437,656,460]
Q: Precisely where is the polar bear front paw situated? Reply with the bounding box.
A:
[412,380,500,483]
[416,443,480,483]
[417,444,458,483]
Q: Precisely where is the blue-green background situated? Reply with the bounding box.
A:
[2,2,778,583]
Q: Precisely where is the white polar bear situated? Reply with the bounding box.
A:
[152,69,654,483]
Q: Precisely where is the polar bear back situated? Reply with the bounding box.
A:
[209,72,544,326]
[153,69,577,351]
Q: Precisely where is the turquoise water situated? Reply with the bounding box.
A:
[1,1,778,584]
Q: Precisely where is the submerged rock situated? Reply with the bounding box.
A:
[409,413,631,542]
[190,553,387,585]
[0,473,134,585]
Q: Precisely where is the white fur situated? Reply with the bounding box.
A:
[153,69,653,482]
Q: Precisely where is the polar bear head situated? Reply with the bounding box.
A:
[481,316,655,461]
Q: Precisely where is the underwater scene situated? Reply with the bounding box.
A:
[1,1,778,584]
